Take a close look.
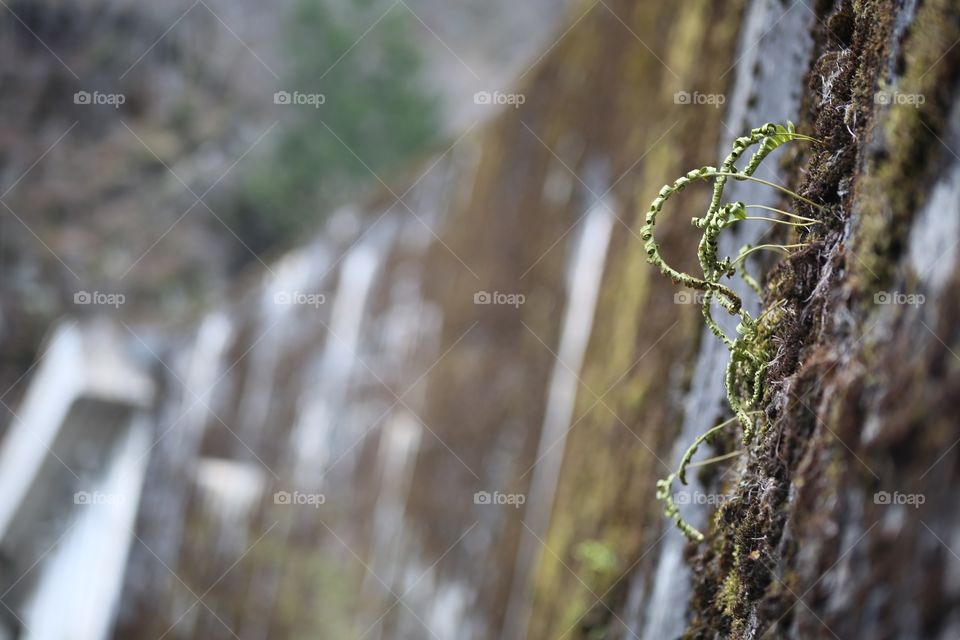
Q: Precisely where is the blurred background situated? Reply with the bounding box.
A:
[3,0,960,639]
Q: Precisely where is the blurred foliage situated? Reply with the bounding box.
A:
[574,539,619,578]
[228,0,442,256]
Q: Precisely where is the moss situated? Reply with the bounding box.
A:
[685,0,899,635]
[718,566,741,619]
[851,0,960,292]
[684,0,960,637]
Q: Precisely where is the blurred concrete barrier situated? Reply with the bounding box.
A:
[0,321,153,640]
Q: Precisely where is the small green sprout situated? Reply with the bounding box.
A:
[644,122,821,541]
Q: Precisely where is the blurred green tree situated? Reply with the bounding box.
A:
[230,0,441,256]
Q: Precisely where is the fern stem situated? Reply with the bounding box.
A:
[706,171,822,210]
[744,204,818,223]
[741,216,818,227]
[734,243,808,264]
[684,449,745,469]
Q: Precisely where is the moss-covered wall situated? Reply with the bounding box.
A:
[685,1,960,637]
[527,1,960,638]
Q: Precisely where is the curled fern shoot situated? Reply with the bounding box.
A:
[644,121,821,541]
[657,412,762,541]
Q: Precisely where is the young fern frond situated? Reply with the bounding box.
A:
[677,415,742,484]
[739,259,763,297]
[644,121,821,542]
[656,475,705,542]
[702,291,736,349]
[657,411,762,541]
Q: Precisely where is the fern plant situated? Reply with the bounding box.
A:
[644,122,821,541]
